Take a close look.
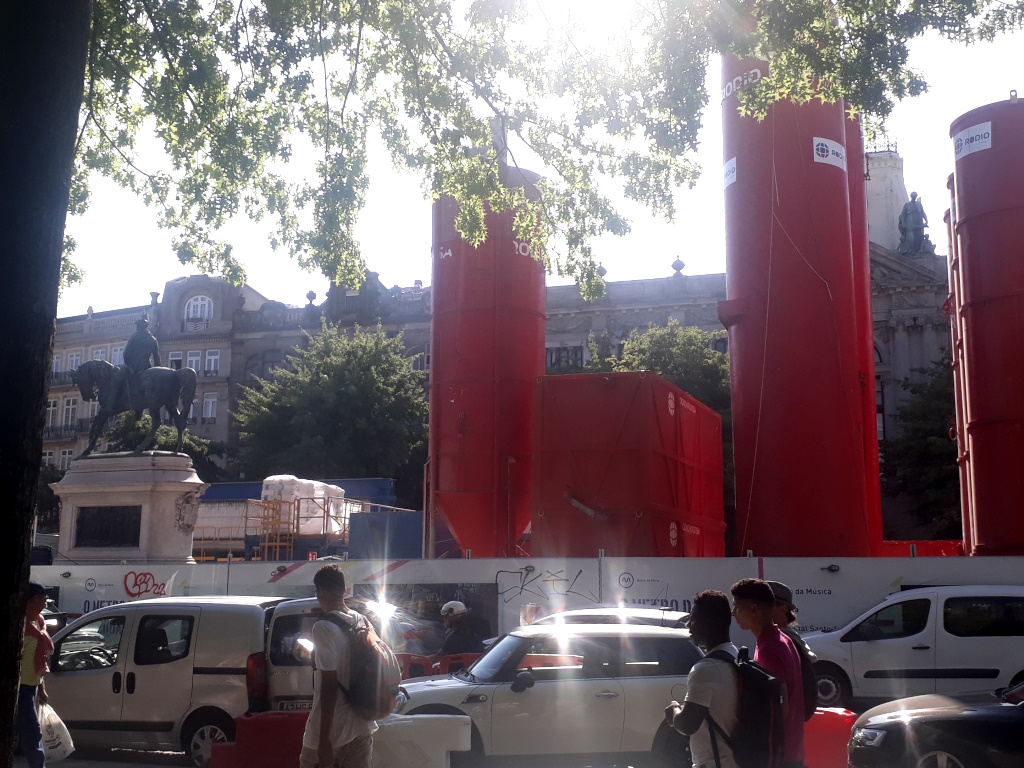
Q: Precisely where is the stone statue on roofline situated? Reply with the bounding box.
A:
[898,192,929,255]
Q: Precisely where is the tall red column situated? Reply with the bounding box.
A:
[428,167,545,557]
[950,96,1024,555]
[846,116,883,551]
[718,57,872,556]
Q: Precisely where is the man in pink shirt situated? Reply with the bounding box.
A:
[731,578,805,768]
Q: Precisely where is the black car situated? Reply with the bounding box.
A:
[848,682,1024,768]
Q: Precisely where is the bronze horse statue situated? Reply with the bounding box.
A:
[72,359,198,456]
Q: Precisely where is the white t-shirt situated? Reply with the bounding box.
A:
[683,642,740,768]
[302,610,378,750]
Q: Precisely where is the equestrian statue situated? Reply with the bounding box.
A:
[72,316,198,456]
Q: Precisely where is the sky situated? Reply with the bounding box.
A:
[57,25,1024,317]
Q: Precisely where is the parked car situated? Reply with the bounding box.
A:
[392,623,702,766]
[803,585,1024,708]
[265,596,446,711]
[847,681,1024,768]
[532,606,688,627]
[45,596,285,767]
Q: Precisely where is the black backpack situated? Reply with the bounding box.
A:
[706,646,785,768]
[317,610,402,721]
[781,627,818,721]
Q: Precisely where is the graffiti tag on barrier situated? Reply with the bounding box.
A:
[124,571,167,599]
[495,565,599,604]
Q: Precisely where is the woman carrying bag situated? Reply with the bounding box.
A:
[20,581,54,768]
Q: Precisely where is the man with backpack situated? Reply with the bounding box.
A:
[731,579,806,768]
[766,580,819,721]
[302,565,379,768]
[665,590,741,768]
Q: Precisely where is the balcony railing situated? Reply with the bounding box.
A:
[181,318,211,332]
[203,368,220,377]
[48,370,78,387]
[201,416,217,425]
[43,425,78,441]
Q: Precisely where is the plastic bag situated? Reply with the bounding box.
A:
[38,703,75,762]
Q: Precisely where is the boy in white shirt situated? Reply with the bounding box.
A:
[665,590,740,768]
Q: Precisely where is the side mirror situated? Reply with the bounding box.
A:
[510,670,535,693]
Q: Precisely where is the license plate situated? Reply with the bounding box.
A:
[278,701,312,711]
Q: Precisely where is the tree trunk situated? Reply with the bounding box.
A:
[0,3,90,765]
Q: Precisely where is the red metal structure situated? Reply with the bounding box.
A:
[531,372,725,558]
[718,56,872,556]
[846,116,884,552]
[950,95,1024,555]
[428,167,545,557]
[945,175,974,553]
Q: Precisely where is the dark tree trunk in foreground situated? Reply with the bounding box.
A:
[0,3,89,763]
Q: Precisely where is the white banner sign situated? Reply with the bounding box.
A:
[724,157,737,188]
[953,121,992,161]
[812,137,847,171]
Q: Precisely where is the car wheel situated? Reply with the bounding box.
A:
[182,711,235,768]
[915,746,985,768]
[813,662,851,708]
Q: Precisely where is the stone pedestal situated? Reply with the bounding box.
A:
[52,452,209,564]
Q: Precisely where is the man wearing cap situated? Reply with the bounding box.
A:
[767,581,818,722]
[435,601,484,657]
[19,582,54,768]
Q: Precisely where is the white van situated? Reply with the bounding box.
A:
[804,585,1024,707]
[45,596,285,766]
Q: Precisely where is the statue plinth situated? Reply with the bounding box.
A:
[51,452,209,564]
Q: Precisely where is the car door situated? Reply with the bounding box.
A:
[489,635,624,756]
[846,595,936,699]
[46,611,135,747]
[936,594,1024,693]
[119,608,201,747]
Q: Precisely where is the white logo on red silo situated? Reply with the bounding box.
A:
[667,392,676,416]
[724,157,737,188]
[669,522,679,548]
[812,137,847,171]
[952,121,992,161]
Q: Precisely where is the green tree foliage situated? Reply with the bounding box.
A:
[234,321,427,506]
[591,320,731,411]
[881,354,961,538]
[103,413,229,483]
[62,0,1023,297]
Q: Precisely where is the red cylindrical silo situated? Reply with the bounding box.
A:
[429,167,545,558]
[846,115,883,551]
[945,174,973,554]
[950,95,1024,555]
[718,56,872,556]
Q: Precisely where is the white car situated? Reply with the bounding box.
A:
[533,606,688,628]
[393,623,702,766]
[804,584,1024,708]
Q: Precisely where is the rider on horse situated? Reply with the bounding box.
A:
[109,316,162,411]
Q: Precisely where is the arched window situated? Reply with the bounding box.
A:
[184,295,213,321]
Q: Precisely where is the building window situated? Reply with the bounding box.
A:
[410,344,431,372]
[202,393,218,423]
[42,452,54,467]
[183,296,213,330]
[184,295,213,321]
[112,346,125,366]
[66,352,81,371]
[46,400,58,428]
[204,350,220,376]
[186,351,201,371]
[59,449,74,471]
[876,377,885,442]
[52,355,61,373]
[92,347,107,362]
[168,351,183,370]
[713,337,729,354]
[546,346,584,370]
[63,397,78,427]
